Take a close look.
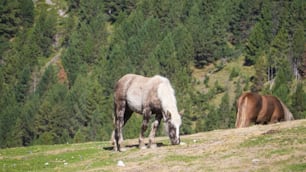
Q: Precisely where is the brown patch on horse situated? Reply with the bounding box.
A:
[235,92,294,128]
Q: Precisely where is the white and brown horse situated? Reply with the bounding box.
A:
[235,92,294,128]
[111,74,182,151]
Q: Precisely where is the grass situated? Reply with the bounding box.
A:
[241,126,306,148]
[285,163,306,172]
[164,154,201,163]
[0,143,102,172]
[1,120,305,172]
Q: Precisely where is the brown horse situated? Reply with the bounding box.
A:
[235,92,294,128]
[111,74,182,151]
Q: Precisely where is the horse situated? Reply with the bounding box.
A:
[111,74,182,151]
[235,92,294,128]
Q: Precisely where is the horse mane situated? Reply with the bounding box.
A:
[278,99,294,121]
[155,75,181,125]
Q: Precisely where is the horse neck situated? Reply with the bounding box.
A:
[157,80,181,125]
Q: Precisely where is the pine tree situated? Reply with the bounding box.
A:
[33,8,57,57]
[251,55,268,92]
[260,0,274,41]
[34,83,71,145]
[245,22,265,65]
[0,91,19,147]
[292,25,305,79]
[216,92,231,129]
[36,67,57,97]
[268,27,290,71]
[204,105,218,131]
[9,99,36,147]
[15,67,31,103]
[268,26,292,104]
[228,0,262,45]
[185,1,207,67]
[0,0,21,39]
[103,0,137,23]
[291,82,306,119]
[19,0,34,27]
[0,0,34,57]
[62,31,84,86]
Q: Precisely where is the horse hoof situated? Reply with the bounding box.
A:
[139,145,147,150]
[120,147,127,152]
[149,144,157,149]
[180,142,187,145]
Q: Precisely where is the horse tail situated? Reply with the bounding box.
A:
[279,100,294,121]
[236,94,248,128]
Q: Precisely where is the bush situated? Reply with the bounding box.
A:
[37,132,54,145]
[229,67,240,80]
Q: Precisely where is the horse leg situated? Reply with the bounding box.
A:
[269,111,282,124]
[139,109,151,149]
[148,114,162,148]
[113,101,126,151]
[124,107,133,125]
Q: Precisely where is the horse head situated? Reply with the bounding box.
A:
[165,110,181,145]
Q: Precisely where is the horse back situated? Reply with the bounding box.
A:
[114,74,138,101]
[114,74,164,114]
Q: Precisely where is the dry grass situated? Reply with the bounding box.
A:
[99,119,306,172]
[1,119,305,172]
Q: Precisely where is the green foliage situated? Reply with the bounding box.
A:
[0,0,305,148]
[187,0,235,67]
[74,129,86,143]
[291,82,306,119]
[103,0,137,23]
[0,0,34,55]
[245,23,266,65]
[203,92,235,131]
[62,0,107,85]
[228,0,262,45]
[229,67,240,80]
[36,67,57,97]
[33,8,57,57]
[203,75,209,87]
[36,132,55,145]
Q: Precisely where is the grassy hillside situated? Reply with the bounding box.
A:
[192,55,255,106]
[1,0,305,149]
[1,119,305,172]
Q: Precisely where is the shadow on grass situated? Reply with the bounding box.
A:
[103,142,167,151]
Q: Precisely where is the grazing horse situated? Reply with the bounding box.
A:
[235,92,294,128]
[111,74,182,151]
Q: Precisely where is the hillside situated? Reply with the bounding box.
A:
[1,119,305,172]
[192,55,255,106]
[0,0,305,148]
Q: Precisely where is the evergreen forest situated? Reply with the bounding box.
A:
[0,0,305,148]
